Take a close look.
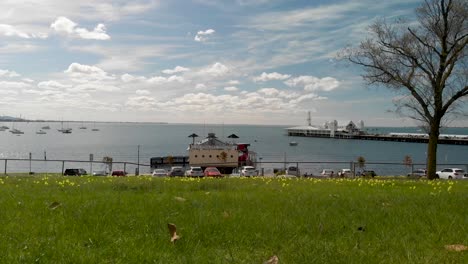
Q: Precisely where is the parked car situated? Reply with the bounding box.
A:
[230,168,241,177]
[435,168,466,179]
[152,169,167,177]
[286,166,299,176]
[185,166,204,177]
[338,169,352,177]
[407,169,427,177]
[320,169,335,177]
[111,170,127,176]
[92,170,108,176]
[168,166,185,177]
[64,168,87,176]
[361,170,377,177]
[241,166,257,177]
[204,167,222,177]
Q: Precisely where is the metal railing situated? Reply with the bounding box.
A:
[1,158,467,177]
[0,158,151,175]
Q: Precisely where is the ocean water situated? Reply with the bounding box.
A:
[1,122,467,174]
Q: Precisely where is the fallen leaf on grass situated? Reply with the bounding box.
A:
[167,223,180,243]
[49,201,61,210]
[264,255,279,264]
[445,244,468,252]
[174,196,186,202]
[222,211,230,219]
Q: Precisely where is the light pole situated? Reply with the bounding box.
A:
[137,145,140,176]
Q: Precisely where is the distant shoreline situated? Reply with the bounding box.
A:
[0,118,168,125]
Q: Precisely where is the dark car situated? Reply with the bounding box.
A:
[361,170,377,177]
[64,168,87,176]
[111,170,127,176]
[168,167,185,177]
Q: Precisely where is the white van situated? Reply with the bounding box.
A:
[320,169,335,177]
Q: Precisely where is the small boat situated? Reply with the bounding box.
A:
[61,128,72,134]
[79,126,87,129]
[58,121,72,133]
[289,141,298,146]
[10,128,24,134]
[41,125,50,129]
[36,130,47,135]
[91,122,99,131]
[0,125,9,129]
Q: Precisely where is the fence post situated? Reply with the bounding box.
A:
[62,161,65,175]
[29,152,32,174]
[296,162,299,177]
[4,159,7,175]
[351,161,355,178]
[124,163,127,174]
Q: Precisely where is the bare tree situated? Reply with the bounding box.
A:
[341,0,467,179]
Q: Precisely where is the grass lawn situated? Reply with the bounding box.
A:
[0,175,466,263]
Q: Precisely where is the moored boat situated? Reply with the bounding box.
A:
[10,128,24,134]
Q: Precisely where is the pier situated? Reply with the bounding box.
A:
[286,113,468,146]
[286,131,468,145]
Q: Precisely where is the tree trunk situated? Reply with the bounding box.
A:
[426,120,440,180]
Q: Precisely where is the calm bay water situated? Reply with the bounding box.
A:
[1,122,467,174]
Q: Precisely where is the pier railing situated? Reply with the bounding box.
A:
[1,158,467,177]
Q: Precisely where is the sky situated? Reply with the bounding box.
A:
[0,0,463,127]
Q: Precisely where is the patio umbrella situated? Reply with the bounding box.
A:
[227,134,239,139]
[188,133,199,144]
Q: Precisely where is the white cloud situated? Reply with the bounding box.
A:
[50,17,110,40]
[200,62,229,76]
[121,73,146,83]
[65,63,115,81]
[228,80,240,85]
[285,76,340,91]
[22,78,35,83]
[0,90,18,95]
[71,83,120,92]
[147,75,186,84]
[37,80,71,90]
[253,72,291,82]
[162,66,190,74]
[0,69,20,78]
[0,43,41,54]
[194,29,215,42]
[125,96,157,110]
[136,89,151,95]
[290,93,327,104]
[0,81,31,89]
[224,86,239,92]
[195,83,208,90]
[0,24,31,38]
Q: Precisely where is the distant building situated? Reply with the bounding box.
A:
[150,132,256,173]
